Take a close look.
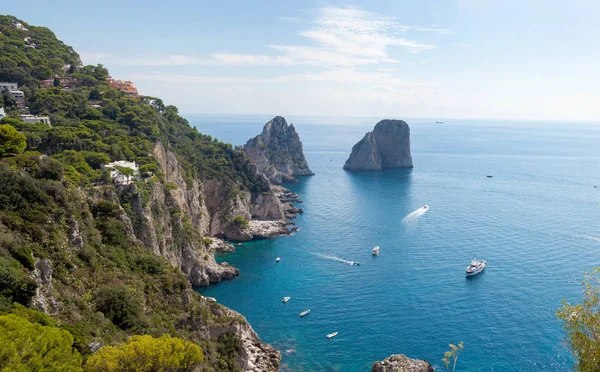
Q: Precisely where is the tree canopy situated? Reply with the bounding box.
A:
[0,124,26,156]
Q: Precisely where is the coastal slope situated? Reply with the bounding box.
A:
[344,119,413,171]
[243,116,314,184]
[372,354,434,372]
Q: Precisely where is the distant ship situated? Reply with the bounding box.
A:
[436,121,444,124]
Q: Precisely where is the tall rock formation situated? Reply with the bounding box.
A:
[343,119,413,171]
[243,116,313,184]
[372,354,434,372]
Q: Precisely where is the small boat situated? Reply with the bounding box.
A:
[327,332,339,339]
[423,205,429,210]
[436,121,444,124]
[466,259,487,276]
[276,257,281,262]
[299,309,310,317]
[486,175,493,178]
[372,246,380,255]
[282,296,291,303]
[350,261,360,266]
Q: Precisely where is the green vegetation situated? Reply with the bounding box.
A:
[442,342,464,372]
[84,334,204,372]
[0,313,82,371]
[233,215,249,229]
[557,270,600,371]
[0,14,267,371]
[0,124,26,156]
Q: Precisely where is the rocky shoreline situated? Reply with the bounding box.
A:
[372,354,434,372]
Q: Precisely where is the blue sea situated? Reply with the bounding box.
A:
[192,114,600,371]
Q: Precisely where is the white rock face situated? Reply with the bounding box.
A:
[344,119,413,171]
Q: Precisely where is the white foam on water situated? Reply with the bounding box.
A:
[577,235,600,243]
[401,205,429,227]
[313,253,355,265]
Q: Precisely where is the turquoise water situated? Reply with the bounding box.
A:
[192,115,600,371]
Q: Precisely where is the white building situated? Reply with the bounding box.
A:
[19,114,51,126]
[0,82,18,91]
[0,107,5,120]
[14,23,29,31]
[10,90,24,99]
[103,160,139,185]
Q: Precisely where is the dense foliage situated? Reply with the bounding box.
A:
[84,335,204,372]
[557,270,600,371]
[0,312,82,371]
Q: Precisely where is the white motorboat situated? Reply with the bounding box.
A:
[276,257,281,262]
[282,297,290,303]
[372,246,380,255]
[327,332,338,339]
[466,259,486,276]
[423,205,429,210]
[299,309,310,317]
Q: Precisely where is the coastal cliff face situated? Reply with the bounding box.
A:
[372,354,434,372]
[344,119,413,171]
[118,143,289,286]
[243,116,314,184]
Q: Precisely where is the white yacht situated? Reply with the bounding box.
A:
[372,246,380,255]
[327,332,338,339]
[423,205,429,210]
[466,259,486,276]
[282,297,290,303]
[276,257,281,262]
[299,309,310,317]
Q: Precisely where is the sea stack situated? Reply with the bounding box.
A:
[243,116,314,184]
[343,119,413,171]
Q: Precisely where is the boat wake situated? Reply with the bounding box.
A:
[576,234,600,243]
[401,205,429,227]
[313,253,355,265]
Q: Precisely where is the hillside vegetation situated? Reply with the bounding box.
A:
[0,15,275,371]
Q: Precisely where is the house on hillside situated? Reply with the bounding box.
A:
[107,78,139,97]
[19,114,51,126]
[9,90,24,99]
[0,107,5,120]
[14,23,29,31]
[103,160,139,185]
[0,82,18,91]
[40,80,54,88]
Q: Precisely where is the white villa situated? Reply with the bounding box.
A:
[0,107,5,120]
[10,90,24,99]
[19,114,51,126]
[0,82,18,91]
[103,160,139,185]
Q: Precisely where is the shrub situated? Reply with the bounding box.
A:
[233,215,248,229]
[84,334,203,372]
[94,286,143,330]
[0,314,82,371]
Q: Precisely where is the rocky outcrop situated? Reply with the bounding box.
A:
[243,116,313,184]
[344,119,413,171]
[372,354,434,372]
[207,303,281,371]
[31,259,56,313]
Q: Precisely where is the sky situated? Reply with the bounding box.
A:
[3,0,600,121]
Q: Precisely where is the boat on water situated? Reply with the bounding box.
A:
[276,257,281,262]
[466,259,487,276]
[486,175,493,178]
[300,309,310,317]
[436,121,444,124]
[350,261,360,266]
[327,332,338,339]
[372,246,380,255]
[423,205,429,210]
[282,296,290,303]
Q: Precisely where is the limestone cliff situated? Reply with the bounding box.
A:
[344,119,413,171]
[372,354,434,372]
[243,116,314,184]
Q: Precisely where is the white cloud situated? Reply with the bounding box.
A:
[103,6,443,68]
